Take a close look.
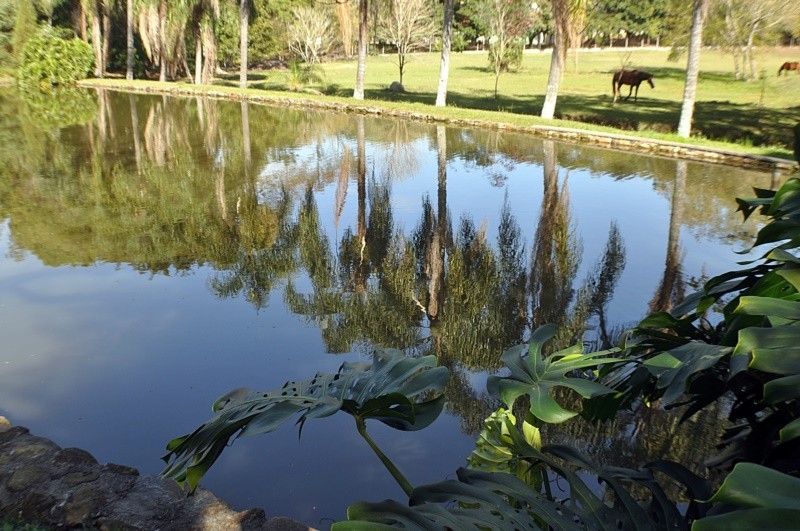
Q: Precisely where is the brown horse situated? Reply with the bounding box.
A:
[612,69,655,103]
[778,62,800,76]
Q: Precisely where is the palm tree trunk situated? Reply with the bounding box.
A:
[677,0,710,138]
[194,22,202,84]
[239,0,249,89]
[159,0,167,82]
[102,5,111,75]
[540,0,567,119]
[435,0,453,107]
[354,0,368,100]
[126,0,134,80]
[91,0,103,77]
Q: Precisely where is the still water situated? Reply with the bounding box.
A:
[0,88,777,526]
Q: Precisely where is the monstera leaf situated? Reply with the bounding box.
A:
[642,342,732,405]
[487,324,624,423]
[466,409,542,484]
[336,447,709,530]
[693,463,800,530]
[162,349,448,492]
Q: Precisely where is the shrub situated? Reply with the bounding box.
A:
[17,28,94,88]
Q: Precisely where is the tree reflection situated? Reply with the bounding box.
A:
[3,89,764,471]
[650,160,687,313]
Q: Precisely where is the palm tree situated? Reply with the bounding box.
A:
[677,0,711,138]
[435,0,454,107]
[354,0,368,99]
[239,0,249,89]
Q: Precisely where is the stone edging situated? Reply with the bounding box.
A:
[0,418,314,530]
[79,80,798,175]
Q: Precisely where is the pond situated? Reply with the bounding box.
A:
[0,87,778,527]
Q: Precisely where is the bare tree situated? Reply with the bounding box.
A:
[713,0,795,80]
[288,6,333,67]
[377,0,436,86]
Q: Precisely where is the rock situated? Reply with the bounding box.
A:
[0,416,11,432]
[0,426,314,530]
[388,81,405,93]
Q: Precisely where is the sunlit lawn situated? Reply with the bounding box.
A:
[226,46,800,153]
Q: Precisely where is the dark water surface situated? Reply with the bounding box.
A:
[0,88,777,526]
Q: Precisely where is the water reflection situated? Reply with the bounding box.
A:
[0,87,775,526]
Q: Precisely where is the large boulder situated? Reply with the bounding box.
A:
[0,421,313,530]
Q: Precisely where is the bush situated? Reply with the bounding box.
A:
[17,28,94,88]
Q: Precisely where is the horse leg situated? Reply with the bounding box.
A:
[633,84,639,102]
[625,85,633,101]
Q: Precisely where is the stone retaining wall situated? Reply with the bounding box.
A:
[0,419,313,530]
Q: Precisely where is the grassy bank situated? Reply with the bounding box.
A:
[200,46,798,158]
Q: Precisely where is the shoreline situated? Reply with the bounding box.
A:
[78,78,798,176]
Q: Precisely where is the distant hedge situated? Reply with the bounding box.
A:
[18,28,94,88]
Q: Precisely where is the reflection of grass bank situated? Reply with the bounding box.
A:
[78,77,796,169]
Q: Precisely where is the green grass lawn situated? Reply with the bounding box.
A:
[214,46,800,155]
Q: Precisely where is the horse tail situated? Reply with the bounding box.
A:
[612,72,617,93]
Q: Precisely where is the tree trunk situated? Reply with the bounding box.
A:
[80,2,87,41]
[159,0,167,82]
[677,0,710,138]
[194,22,202,84]
[746,27,757,80]
[126,0,134,80]
[540,0,567,119]
[239,0,249,89]
[353,0,368,100]
[102,5,110,75]
[91,1,103,77]
[435,0,453,107]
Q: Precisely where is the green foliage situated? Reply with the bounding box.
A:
[17,27,94,88]
[340,445,711,529]
[0,0,16,69]
[162,349,448,492]
[11,0,36,63]
[487,324,623,423]
[285,59,323,92]
[694,463,800,530]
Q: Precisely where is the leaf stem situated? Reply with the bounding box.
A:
[355,416,414,497]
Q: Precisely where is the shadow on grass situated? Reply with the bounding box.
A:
[335,82,797,149]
